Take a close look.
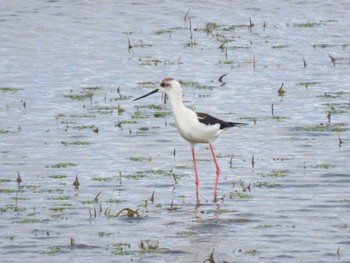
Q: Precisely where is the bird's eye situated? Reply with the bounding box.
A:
[160,82,168,87]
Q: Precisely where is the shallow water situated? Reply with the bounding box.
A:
[1,0,350,262]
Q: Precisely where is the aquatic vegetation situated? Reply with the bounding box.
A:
[153,110,170,118]
[297,81,321,88]
[40,246,62,255]
[154,26,186,35]
[137,81,157,88]
[61,141,91,146]
[253,181,282,188]
[294,123,347,132]
[110,240,168,255]
[95,105,124,114]
[48,175,68,179]
[128,156,151,162]
[255,224,283,229]
[111,242,133,255]
[91,176,115,181]
[0,188,19,194]
[293,22,323,28]
[223,24,249,31]
[315,163,335,169]
[324,102,350,114]
[98,232,114,238]
[72,124,97,130]
[12,218,45,224]
[0,204,25,212]
[108,198,127,204]
[204,22,221,34]
[50,204,73,212]
[125,172,147,180]
[135,126,159,135]
[139,104,163,110]
[115,208,140,217]
[131,108,148,119]
[272,44,289,49]
[229,191,253,199]
[179,80,214,90]
[272,115,289,122]
[176,231,196,236]
[49,195,70,200]
[0,87,22,92]
[312,43,337,48]
[138,58,162,66]
[323,91,350,98]
[132,39,152,48]
[265,169,290,177]
[0,179,11,183]
[243,249,259,256]
[0,129,11,134]
[273,157,294,162]
[63,90,94,100]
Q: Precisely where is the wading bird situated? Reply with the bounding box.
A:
[133,77,247,204]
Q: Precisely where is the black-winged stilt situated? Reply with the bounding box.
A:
[133,77,247,204]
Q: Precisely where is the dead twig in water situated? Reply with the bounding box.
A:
[218,73,227,86]
[116,208,140,218]
[73,174,80,189]
[16,172,22,184]
[94,191,102,202]
[184,9,190,22]
[328,53,336,66]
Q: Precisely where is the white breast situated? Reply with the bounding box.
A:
[173,107,222,144]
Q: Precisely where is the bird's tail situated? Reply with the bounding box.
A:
[227,122,248,127]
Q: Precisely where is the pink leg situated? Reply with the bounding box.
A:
[191,146,200,205]
[209,143,220,200]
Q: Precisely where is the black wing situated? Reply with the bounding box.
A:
[196,112,247,129]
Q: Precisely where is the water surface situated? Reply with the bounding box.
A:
[1,1,350,262]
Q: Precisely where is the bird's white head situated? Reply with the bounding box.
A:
[133,77,182,102]
[158,77,182,100]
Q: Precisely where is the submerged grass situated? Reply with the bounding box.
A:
[229,191,253,199]
[293,22,323,28]
[0,188,19,194]
[0,129,12,134]
[154,26,186,35]
[61,141,91,146]
[315,163,335,169]
[50,204,73,212]
[128,156,151,162]
[294,123,347,132]
[12,218,45,224]
[50,162,78,168]
[111,239,168,255]
[0,204,26,213]
[40,246,62,255]
[179,80,214,90]
[297,81,321,87]
[0,179,11,183]
[124,169,178,180]
[63,91,94,100]
[254,181,283,188]
[135,126,159,135]
[272,44,289,49]
[325,102,350,114]
[265,169,290,177]
[0,87,22,92]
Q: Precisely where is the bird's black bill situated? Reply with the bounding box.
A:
[133,88,159,101]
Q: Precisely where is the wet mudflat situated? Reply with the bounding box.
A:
[1,1,350,262]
